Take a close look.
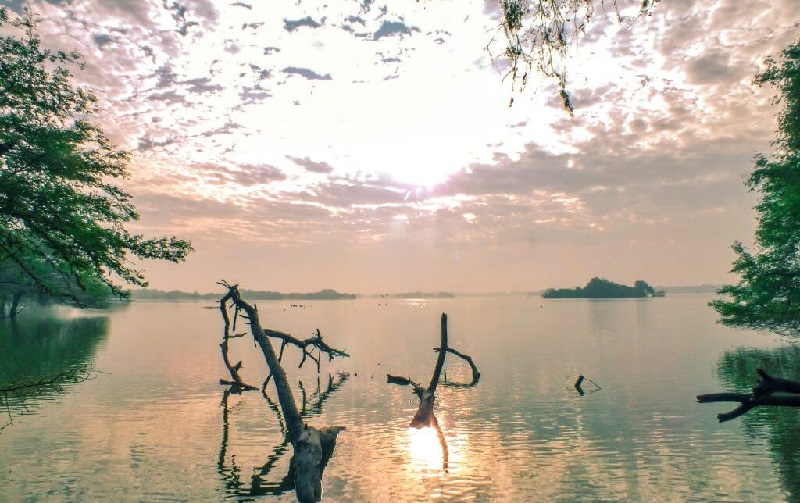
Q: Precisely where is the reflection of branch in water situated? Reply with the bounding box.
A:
[1,363,97,433]
[218,372,349,499]
[432,414,449,471]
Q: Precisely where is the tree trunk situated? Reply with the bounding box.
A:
[220,284,344,503]
[9,292,22,319]
[410,313,448,428]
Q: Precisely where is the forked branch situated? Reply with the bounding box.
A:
[387,313,480,427]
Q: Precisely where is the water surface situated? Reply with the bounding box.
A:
[1,295,798,502]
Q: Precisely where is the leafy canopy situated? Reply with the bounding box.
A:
[711,38,800,334]
[0,8,192,304]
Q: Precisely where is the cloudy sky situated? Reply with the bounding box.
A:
[4,0,800,293]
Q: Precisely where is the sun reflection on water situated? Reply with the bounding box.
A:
[407,426,445,471]
[406,422,465,475]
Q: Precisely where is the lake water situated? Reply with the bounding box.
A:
[1,295,799,502]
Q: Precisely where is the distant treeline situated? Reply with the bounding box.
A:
[130,288,356,301]
[542,278,664,299]
[376,291,456,299]
[659,284,720,294]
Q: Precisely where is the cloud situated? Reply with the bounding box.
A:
[287,156,335,174]
[686,51,748,85]
[373,20,420,40]
[92,33,113,49]
[284,16,322,32]
[11,0,800,292]
[180,77,224,94]
[201,163,287,186]
[282,66,332,80]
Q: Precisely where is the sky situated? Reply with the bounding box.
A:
[3,0,800,294]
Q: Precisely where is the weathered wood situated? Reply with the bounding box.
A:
[698,368,800,422]
[218,290,258,392]
[387,313,480,431]
[219,282,345,503]
[386,374,425,397]
[752,368,800,397]
[410,313,448,428]
[436,346,481,387]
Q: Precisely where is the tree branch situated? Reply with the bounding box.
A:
[435,346,481,388]
[217,281,345,503]
[697,368,800,422]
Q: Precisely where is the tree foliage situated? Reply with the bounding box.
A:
[494,0,660,111]
[0,8,192,307]
[711,38,800,334]
[542,277,656,298]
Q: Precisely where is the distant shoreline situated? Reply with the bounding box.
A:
[130,288,356,301]
[130,284,721,301]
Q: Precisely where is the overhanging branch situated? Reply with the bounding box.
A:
[698,368,800,422]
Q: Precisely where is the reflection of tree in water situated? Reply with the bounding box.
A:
[717,345,800,502]
[0,314,108,430]
[218,372,349,500]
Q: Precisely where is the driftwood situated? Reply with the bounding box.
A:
[218,317,258,392]
[388,313,449,427]
[573,375,601,396]
[218,282,348,503]
[697,368,800,422]
[438,347,481,388]
[387,313,480,471]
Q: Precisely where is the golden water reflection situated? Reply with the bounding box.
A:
[407,426,445,470]
[405,419,467,475]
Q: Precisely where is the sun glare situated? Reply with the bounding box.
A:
[407,426,446,470]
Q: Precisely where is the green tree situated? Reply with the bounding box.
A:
[0,9,192,310]
[542,277,656,298]
[711,38,800,334]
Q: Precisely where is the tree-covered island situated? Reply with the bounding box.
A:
[542,278,664,299]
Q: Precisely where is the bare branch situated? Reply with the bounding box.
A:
[698,368,800,422]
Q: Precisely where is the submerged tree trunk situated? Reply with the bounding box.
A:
[410,313,449,427]
[219,283,345,503]
[698,368,800,422]
[387,313,480,471]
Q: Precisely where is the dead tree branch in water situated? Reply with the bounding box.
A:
[218,281,347,503]
[388,313,481,426]
[574,375,601,396]
[218,307,258,392]
[387,313,450,428]
[437,347,481,388]
[387,313,480,471]
[218,281,349,393]
[698,368,800,422]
